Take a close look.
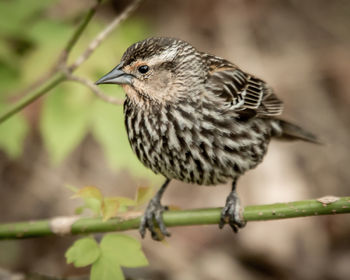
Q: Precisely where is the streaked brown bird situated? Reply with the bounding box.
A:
[96,37,318,240]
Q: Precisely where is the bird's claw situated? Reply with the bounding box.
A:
[219,191,246,232]
[139,198,171,241]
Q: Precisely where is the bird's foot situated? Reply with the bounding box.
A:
[219,190,246,232]
[139,197,170,241]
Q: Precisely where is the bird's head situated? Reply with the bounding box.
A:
[96,37,207,105]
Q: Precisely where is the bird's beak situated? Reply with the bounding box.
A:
[95,63,133,85]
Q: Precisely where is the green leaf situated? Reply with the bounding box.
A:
[112,197,137,207]
[74,206,84,215]
[83,198,102,216]
[117,18,152,48]
[22,19,71,85]
[91,255,124,280]
[105,197,136,214]
[0,60,20,94]
[102,198,120,221]
[0,0,56,36]
[91,99,156,179]
[72,186,104,216]
[112,196,137,213]
[74,186,104,202]
[135,187,155,206]
[65,237,100,267]
[100,234,148,268]
[27,19,70,45]
[40,84,91,164]
[0,104,28,158]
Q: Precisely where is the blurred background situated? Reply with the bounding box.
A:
[0,0,350,279]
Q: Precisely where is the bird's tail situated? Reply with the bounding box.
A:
[271,119,321,144]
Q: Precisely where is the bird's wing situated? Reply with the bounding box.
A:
[203,53,283,118]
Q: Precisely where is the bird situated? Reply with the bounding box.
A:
[96,37,319,241]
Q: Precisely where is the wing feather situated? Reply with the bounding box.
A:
[203,53,283,117]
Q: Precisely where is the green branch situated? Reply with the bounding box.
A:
[0,0,102,125]
[0,196,349,240]
[0,72,66,123]
[0,0,140,125]
[63,0,102,56]
[0,0,100,125]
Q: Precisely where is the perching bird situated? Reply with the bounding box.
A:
[96,37,318,240]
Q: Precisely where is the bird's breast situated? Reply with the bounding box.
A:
[123,98,271,185]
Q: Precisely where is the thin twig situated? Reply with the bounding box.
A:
[68,74,124,105]
[68,0,142,71]
[0,196,349,240]
[0,0,142,124]
[61,0,103,62]
[5,70,57,103]
[5,0,102,103]
[0,72,66,124]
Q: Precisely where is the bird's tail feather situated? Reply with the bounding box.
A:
[271,119,321,144]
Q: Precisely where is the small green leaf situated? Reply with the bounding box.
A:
[0,60,20,94]
[72,186,104,216]
[112,197,137,206]
[83,198,102,216]
[74,206,84,215]
[74,186,103,202]
[135,186,155,206]
[102,198,120,221]
[100,234,148,268]
[0,104,28,158]
[112,196,137,213]
[65,237,100,267]
[91,255,124,280]
[22,19,71,84]
[0,0,56,36]
[118,205,128,213]
[105,196,136,213]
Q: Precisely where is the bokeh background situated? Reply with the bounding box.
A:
[1,0,350,279]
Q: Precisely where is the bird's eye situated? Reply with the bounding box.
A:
[138,65,149,74]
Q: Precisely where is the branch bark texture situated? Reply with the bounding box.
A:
[0,196,349,240]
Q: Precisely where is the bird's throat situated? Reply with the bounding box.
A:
[122,84,146,106]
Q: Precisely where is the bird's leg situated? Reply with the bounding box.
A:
[139,179,171,241]
[219,179,246,232]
